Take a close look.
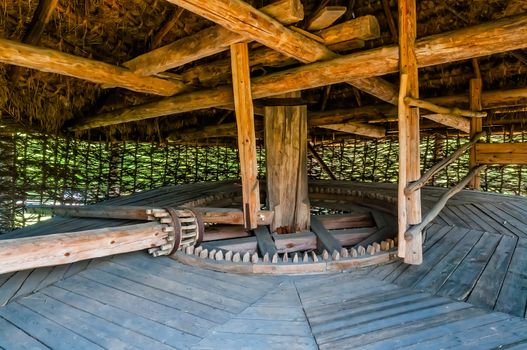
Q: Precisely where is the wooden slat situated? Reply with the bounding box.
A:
[70,14,527,130]
[307,6,347,31]
[475,143,527,165]
[495,238,527,317]
[231,42,260,229]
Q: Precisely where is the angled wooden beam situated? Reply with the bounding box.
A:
[69,14,527,130]
[422,114,470,133]
[310,216,343,254]
[10,0,59,81]
[398,0,422,264]
[0,38,185,96]
[165,0,397,104]
[180,16,381,87]
[124,0,304,76]
[405,97,487,118]
[254,226,277,256]
[319,121,386,138]
[308,142,337,180]
[231,42,260,229]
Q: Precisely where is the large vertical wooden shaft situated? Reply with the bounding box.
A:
[469,79,483,189]
[398,0,422,264]
[230,43,260,230]
[264,92,310,233]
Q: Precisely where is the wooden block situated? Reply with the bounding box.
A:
[358,246,366,256]
[367,245,375,255]
[251,252,259,264]
[380,241,389,251]
[307,6,347,31]
[322,250,330,261]
[186,246,194,255]
[272,253,278,264]
[283,252,289,263]
[373,242,381,252]
[332,250,340,261]
[194,246,203,256]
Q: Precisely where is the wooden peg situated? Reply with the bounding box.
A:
[200,249,208,258]
[243,252,250,263]
[233,252,241,262]
[215,250,224,261]
[225,250,233,261]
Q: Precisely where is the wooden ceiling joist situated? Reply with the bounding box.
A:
[69,14,527,131]
[124,0,304,76]
[0,38,185,96]
[164,0,398,104]
[319,122,386,138]
[180,16,381,87]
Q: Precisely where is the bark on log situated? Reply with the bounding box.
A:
[69,14,527,130]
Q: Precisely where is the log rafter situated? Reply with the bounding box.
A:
[68,14,527,131]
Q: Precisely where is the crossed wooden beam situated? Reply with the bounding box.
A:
[1,0,527,136]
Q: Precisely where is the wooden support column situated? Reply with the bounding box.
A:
[230,42,260,230]
[264,92,310,234]
[398,0,422,264]
[469,78,483,189]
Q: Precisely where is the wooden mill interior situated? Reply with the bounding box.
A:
[1,0,527,348]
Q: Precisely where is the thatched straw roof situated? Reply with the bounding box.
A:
[0,0,526,143]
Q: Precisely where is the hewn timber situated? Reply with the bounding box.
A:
[180,16,381,87]
[405,97,487,118]
[399,0,422,264]
[231,43,260,229]
[9,0,59,80]
[320,121,386,138]
[307,6,347,31]
[0,222,167,275]
[124,0,304,76]
[469,79,484,189]
[422,114,470,133]
[265,92,310,233]
[164,0,397,104]
[70,14,527,130]
[475,143,527,165]
[310,216,343,253]
[0,38,185,96]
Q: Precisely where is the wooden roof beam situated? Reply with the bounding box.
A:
[0,38,186,96]
[124,0,304,76]
[164,0,397,104]
[69,14,527,130]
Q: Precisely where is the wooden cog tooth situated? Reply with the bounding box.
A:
[233,252,241,262]
[186,246,194,255]
[225,251,233,261]
[194,246,203,256]
[358,246,366,256]
[242,252,251,263]
[322,250,329,261]
[373,242,381,253]
[341,248,349,258]
[271,253,278,264]
[160,243,173,251]
[148,247,159,254]
[387,238,395,249]
[332,250,340,261]
[311,251,319,262]
[200,249,208,258]
[303,252,309,263]
[367,245,375,255]
[209,249,217,259]
[251,252,259,264]
[293,253,299,263]
[283,252,289,263]
[263,252,269,263]
[350,248,358,258]
[215,250,224,261]
[380,241,389,251]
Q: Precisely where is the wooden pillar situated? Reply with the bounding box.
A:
[230,42,260,229]
[469,78,483,189]
[398,0,422,264]
[264,92,310,234]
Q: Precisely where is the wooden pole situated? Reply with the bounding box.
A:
[230,43,260,230]
[265,92,310,233]
[398,0,422,264]
[69,14,527,130]
[469,78,484,189]
[0,222,168,275]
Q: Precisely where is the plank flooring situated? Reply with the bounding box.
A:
[1,252,526,349]
[1,181,527,349]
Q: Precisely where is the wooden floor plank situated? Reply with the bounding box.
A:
[0,316,49,350]
[193,333,318,350]
[437,231,501,300]
[495,237,527,317]
[414,229,483,293]
[0,302,103,350]
[41,285,200,347]
[468,235,517,310]
[0,270,31,306]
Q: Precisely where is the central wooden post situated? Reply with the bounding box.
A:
[231,42,260,230]
[398,0,423,264]
[264,92,310,234]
